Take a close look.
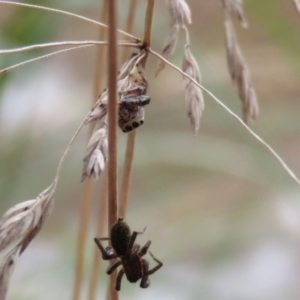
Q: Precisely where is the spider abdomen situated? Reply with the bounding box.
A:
[122,255,143,283]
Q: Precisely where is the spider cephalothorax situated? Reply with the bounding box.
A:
[94,217,163,291]
[118,93,151,132]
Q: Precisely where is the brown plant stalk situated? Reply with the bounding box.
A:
[86,1,109,298]
[87,173,108,300]
[72,2,108,300]
[107,0,118,299]
[119,0,138,218]
[119,0,155,218]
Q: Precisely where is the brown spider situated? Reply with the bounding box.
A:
[94,217,163,291]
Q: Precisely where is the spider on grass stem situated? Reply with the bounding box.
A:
[94,217,163,291]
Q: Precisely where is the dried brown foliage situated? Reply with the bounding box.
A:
[82,124,108,181]
[0,183,56,299]
[156,0,191,76]
[166,0,191,27]
[221,0,248,27]
[182,44,204,134]
[225,19,258,123]
[155,24,179,76]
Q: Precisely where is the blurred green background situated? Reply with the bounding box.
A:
[1,0,300,299]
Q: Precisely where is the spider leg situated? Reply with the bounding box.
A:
[140,259,150,288]
[115,268,125,291]
[131,244,140,254]
[140,240,151,256]
[127,226,147,253]
[107,258,122,275]
[94,237,117,260]
[146,251,163,275]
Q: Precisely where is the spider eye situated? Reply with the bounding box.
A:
[132,122,139,128]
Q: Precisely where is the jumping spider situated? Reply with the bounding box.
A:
[94,217,163,291]
[118,86,151,133]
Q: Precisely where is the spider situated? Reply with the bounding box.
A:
[94,217,163,291]
[118,93,151,132]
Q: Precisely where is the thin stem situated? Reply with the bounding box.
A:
[107,0,118,245]
[0,1,141,41]
[119,0,139,218]
[0,41,139,54]
[119,133,136,217]
[149,48,300,186]
[0,45,94,75]
[107,1,118,299]
[88,174,108,300]
[55,116,87,182]
[121,0,138,62]
[72,178,93,300]
[141,0,155,68]
[0,42,139,76]
[87,1,109,299]
[119,0,154,218]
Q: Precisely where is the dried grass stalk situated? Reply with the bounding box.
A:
[82,123,108,181]
[182,44,204,134]
[155,24,180,76]
[85,90,108,124]
[0,183,56,300]
[156,0,192,76]
[118,52,142,80]
[166,0,191,27]
[221,0,248,27]
[294,0,300,15]
[225,18,258,123]
[118,51,147,93]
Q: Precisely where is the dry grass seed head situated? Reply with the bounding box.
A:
[118,51,145,80]
[81,123,108,181]
[155,24,180,76]
[224,18,258,123]
[166,0,192,27]
[85,90,108,124]
[0,183,55,257]
[118,61,147,95]
[0,183,56,299]
[221,0,248,27]
[182,45,205,134]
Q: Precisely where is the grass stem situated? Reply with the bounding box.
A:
[107,1,118,299]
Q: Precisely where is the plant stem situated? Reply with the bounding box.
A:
[141,0,155,67]
[107,0,118,245]
[86,2,109,299]
[88,174,108,300]
[119,0,155,218]
[119,0,138,218]
[107,0,118,299]
[72,179,93,300]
